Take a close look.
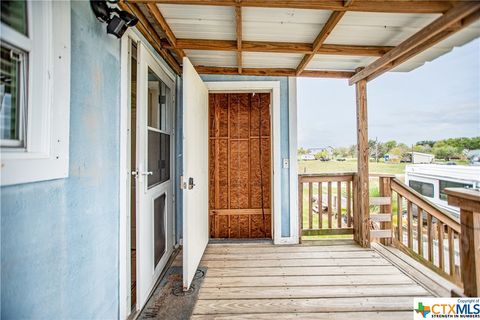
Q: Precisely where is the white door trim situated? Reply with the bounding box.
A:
[288,77,299,244]
[204,81,283,244]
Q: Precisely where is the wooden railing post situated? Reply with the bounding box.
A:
[355,70,370,248]
[446,188,480,297]
[379,176,392,245]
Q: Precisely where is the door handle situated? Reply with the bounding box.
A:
[188,177,195,190]
[141,171,153,176]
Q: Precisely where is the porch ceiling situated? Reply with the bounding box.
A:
[119,0,480,83]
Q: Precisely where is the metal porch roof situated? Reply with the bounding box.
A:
[121,1,480,81]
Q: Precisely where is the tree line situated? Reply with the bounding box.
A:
[299,137,480,161]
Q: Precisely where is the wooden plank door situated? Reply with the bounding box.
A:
[209,92,272,238]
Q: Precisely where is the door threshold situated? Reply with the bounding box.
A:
[209,238,273,244]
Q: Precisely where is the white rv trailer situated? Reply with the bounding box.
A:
[405,164,480,217]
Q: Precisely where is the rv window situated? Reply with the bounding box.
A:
[409,180,434,198]
[439,180,470,201]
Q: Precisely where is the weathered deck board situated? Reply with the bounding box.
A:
[205,244,365,254]
[202,274,415,287]
[200,257,391,268]
[198,284,429,299]
[191,240,433,318]
[202,250,380,260]
[191,311,412,320]
[193,296,414,314]
[205,265,400,277]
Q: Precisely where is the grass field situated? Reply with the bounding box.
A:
[298,159,407,176]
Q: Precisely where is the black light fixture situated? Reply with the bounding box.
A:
[90,0,139,38]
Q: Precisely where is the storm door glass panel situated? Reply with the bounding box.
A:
[147,68,169,131]
[147,68,170,188]
[148,131,170,187]
[154,194,166,268]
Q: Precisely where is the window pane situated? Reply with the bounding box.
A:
[0,43,26,145]
[1,0,28,36]
[147,68,169,131]
[439,180,470,201]
[147,131,170,188]
[409,180,434,198]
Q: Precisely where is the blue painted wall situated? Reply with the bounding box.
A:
[200,75,291,237]
[1,2,121,318]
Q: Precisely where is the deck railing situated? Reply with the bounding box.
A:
[299,171,480,296]
[389,178,462,285]
[298,173,355,238]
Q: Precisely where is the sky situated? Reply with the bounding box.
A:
[297,38,480,149]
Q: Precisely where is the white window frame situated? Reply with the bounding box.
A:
[0,1,71,186]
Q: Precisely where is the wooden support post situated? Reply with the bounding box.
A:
[298,178,304,243]
[355,68,370,248]
[446,188,480,297]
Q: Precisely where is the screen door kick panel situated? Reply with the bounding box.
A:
[208,92,272,238]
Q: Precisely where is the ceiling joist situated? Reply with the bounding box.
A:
[145,3,185,59]
[349,2,480,85]
[165,39,393,56]
[195,66,354,78]
[127,0,456,14]
[296,10,345,75]
[235,4,242,73]
[118,1,182,74]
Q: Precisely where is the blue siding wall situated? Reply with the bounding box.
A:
[1,2,121,318]
[199,75,291,237]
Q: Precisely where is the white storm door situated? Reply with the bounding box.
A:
[135,43,175,308]
[182,57,209,290]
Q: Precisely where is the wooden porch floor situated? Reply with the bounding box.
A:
[188,239,433,319]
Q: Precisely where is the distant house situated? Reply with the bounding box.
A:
[399,152,434,164]
[301,154,316,161]
[410,152,435,164]
[467,149,480,165]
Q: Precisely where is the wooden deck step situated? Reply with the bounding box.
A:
[370,229,393,239]
[370,213,392,222]
[369,197,392,205]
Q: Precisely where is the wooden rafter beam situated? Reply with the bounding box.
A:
[236,4,242,73]
[165,38,393,56]
[118,1,182,74]
[296,11,345,75]
[349,2,480,85]
[128,0,456,14]
[343,0,354,7]
[195,66,354,78]
[144,2,186,60]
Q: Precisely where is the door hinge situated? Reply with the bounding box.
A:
[180,175,187,190]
